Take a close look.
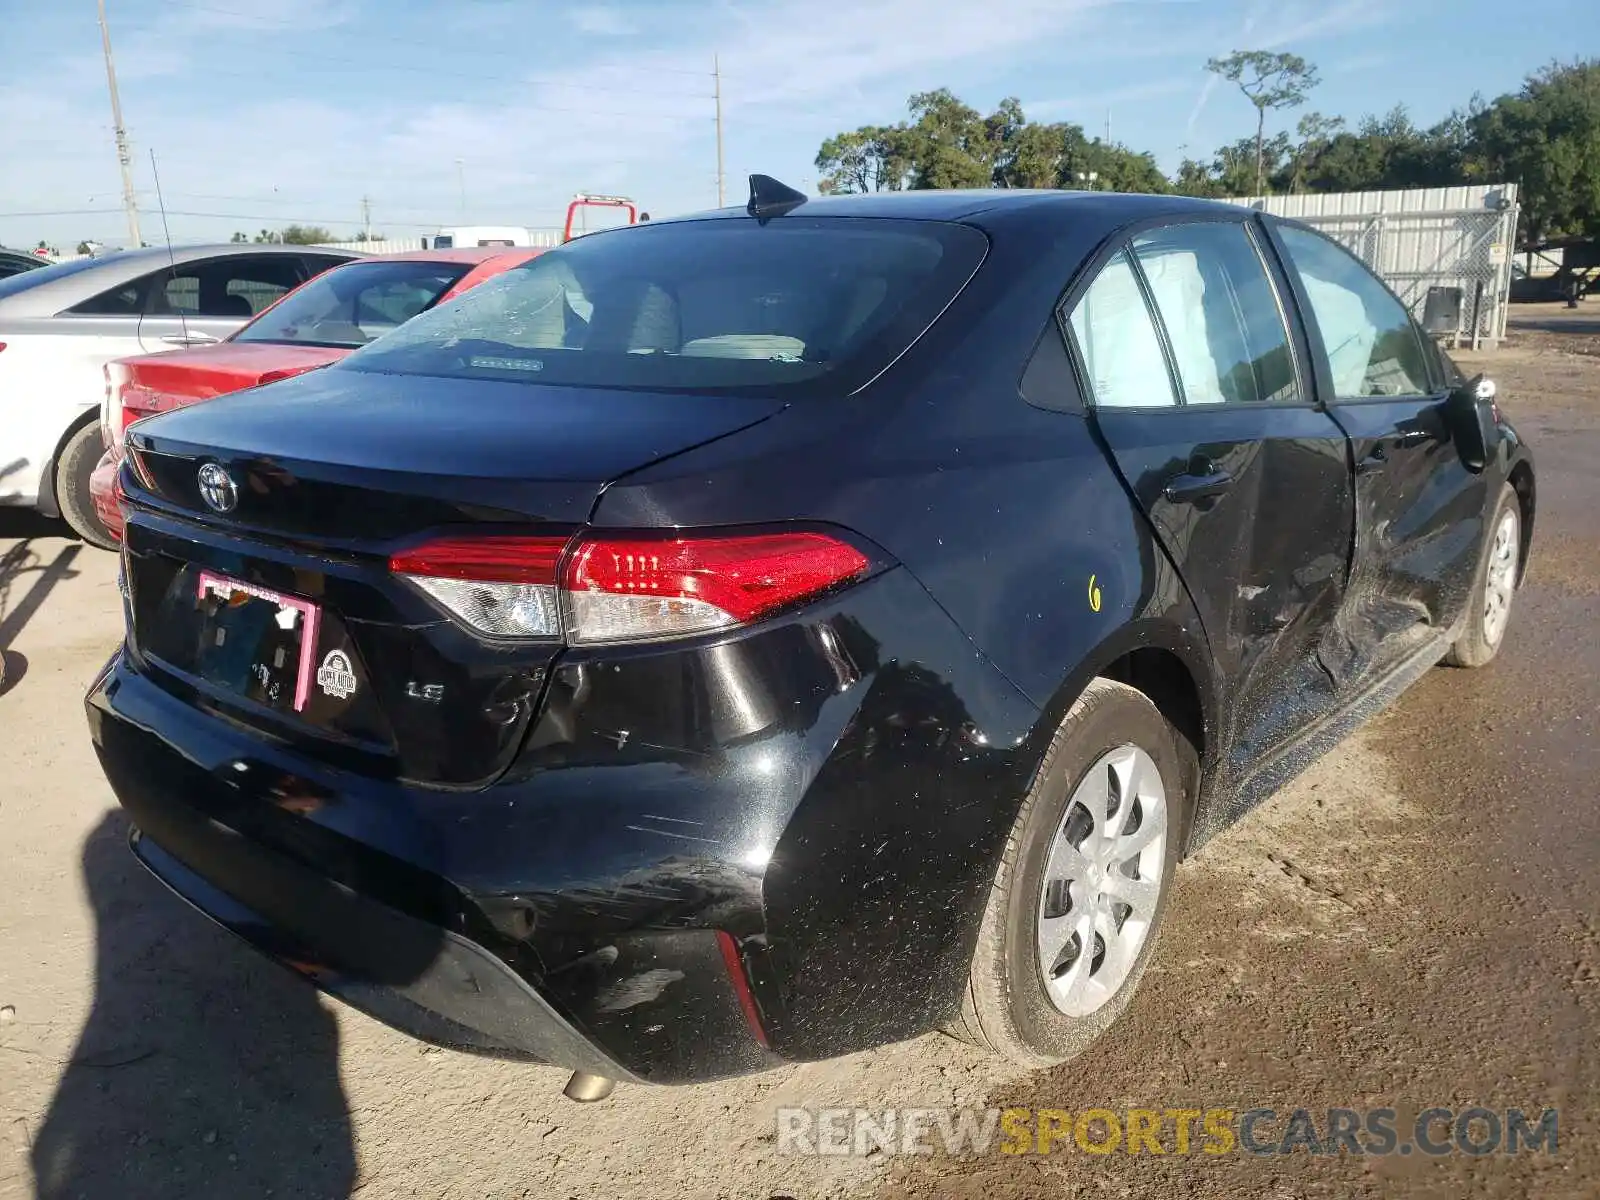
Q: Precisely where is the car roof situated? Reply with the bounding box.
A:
[654,188,1246,230]
[0,244,363,319]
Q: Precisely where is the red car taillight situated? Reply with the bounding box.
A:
[390,530,871,645]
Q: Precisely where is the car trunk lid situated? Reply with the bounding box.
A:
[119,367,786,787]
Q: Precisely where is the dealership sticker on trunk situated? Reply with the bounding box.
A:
[316,649,358,699]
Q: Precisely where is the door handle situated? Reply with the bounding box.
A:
[1392,427,1432,448]
[160,332,219,346]
[1163,469,1235,504]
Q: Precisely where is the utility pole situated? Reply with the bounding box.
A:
[1104,108,1112,145]
[360,194,372,240]
[97,0,141,247]
[713,54,725,207]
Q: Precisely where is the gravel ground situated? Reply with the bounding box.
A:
[1,308,1595,1199]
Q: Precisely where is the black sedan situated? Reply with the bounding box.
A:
[90,179,1534,1092]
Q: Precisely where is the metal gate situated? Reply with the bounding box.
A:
[1227,185,1520,349]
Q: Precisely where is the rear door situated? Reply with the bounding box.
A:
[138,254,309,351]
[1267,221,1488,680]
[1068,216,1357,773]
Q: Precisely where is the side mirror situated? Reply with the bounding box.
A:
[1445,373,1501,474]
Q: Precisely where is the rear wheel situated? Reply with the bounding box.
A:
[953,678,1186,1067]
[54,421,116,551]
[1446,484,1521,668]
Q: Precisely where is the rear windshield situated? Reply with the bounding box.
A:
[339,217,988,396]
[235,259,472,349]
[0,253,116,300]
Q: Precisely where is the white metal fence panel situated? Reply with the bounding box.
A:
[1224,185,1520,347]
[313,231,564,255]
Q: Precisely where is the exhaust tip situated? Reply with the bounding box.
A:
[563,1071,616,1103]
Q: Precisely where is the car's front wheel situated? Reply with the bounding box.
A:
[953,678,1187,1067]
[1446,483,1522,668]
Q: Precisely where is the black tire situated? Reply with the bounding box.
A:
[54,420,117,551]
[952,678,1188,1068]
[1445,483,1521,668]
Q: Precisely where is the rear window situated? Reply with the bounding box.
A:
[340,217,988,397]
[0,253,117,301]
[234,259,472,349]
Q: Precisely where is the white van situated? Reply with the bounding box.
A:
[429,226,534,249]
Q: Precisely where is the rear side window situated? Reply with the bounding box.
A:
[236,259,472,348]
[1276,225,1431,398]
[342,217,988,397]
[1066,250,1177,409]
[170,257,306,318]
[72,256,307,319]
[1131,223,1300,405]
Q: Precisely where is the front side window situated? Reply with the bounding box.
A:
[1131,222,1300,405]
[1066,250,1177,409]
[1276,225,1432,398]
[235,260,472,348]
[342,217,988,398]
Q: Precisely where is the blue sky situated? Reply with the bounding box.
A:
[1,0,1592,249]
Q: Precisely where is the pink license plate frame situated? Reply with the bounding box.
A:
[195,569,322,712]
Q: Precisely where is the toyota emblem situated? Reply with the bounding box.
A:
[197,463,239,514]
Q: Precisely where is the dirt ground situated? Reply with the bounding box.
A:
[1,306,1596,1199]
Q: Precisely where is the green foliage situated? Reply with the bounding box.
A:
[1470,59,1600,246]
[230,231,249,243]
[278,225,335,245]
[249,225,335,246]
[817,92,1166,196]
[813,59,1600,252]
[1206,50,1321,194]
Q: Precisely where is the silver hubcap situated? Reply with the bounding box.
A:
[1482,508,1519,647]
[1036,745,1168,1017]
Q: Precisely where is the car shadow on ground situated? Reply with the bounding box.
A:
[29,811,357,1200]
[0,509,88,695]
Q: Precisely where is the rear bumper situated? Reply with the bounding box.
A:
[129,825,637,1078]
[89,450,123,541]
[90,659,775,1083]
[88,564,1043,1081]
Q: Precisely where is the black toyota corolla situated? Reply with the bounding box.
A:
[89,180,1534,1093]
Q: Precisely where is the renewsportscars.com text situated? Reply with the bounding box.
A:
[776,1106,1558,1158]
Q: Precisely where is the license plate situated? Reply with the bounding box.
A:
[193,570,322,712]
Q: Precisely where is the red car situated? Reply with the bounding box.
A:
[91,247,540,542]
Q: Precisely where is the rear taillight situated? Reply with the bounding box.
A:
[390,530,871,645]
[390,536,566,639]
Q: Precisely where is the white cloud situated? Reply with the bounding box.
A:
[568,7,639,36]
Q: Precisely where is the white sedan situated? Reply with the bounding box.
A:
[0,244,358,545]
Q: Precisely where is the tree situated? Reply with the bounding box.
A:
[1285,112,1346,192]
[1470,59,1600,247]
[230,231,249,243]
[816,125,913,193]
[1206,50,1321,194]
[253,229,280,244]
[902,89,995,189]
[278,225,335,245]
[1172,157,1224,198]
